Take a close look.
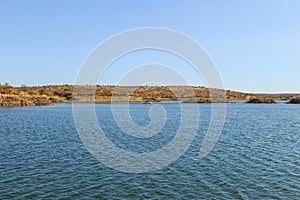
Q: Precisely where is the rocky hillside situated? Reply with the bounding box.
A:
[20,85,256,103]
[0,84,56,107]
[0,94,54,107]
[0,83,299,107]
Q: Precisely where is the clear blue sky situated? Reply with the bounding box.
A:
[1,0,300,93]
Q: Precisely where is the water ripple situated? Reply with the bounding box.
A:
[0,104,299,199]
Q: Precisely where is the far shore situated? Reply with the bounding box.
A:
[0,84,300,107]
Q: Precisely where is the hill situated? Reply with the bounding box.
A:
[0,83,299,107]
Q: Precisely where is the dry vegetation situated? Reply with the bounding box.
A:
[29,85,256,102]
[0,83,299,106]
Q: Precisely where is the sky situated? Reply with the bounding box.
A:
[0,0,300,93]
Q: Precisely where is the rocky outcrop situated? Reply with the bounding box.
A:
[182,98,212,103]
[287,98,300,104]
[246,98,276,104]
[0,94,54,107]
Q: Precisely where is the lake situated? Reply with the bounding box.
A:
[1,103,299,199]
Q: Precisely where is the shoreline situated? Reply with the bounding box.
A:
[1,100,299,108]
[1,85,300,107]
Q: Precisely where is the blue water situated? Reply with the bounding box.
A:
[0,103,299,199]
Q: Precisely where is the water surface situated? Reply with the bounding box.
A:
[1,103,299,199]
